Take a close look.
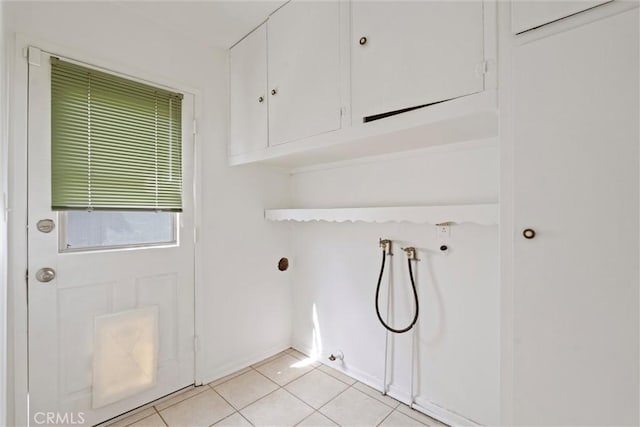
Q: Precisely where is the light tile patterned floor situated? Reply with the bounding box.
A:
[104,348,447,427]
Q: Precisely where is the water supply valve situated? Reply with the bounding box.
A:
[379,238,392,255]
[402,247,417,260]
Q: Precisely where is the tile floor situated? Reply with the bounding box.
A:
[104,348,447,427]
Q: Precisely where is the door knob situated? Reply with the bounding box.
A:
[522,228,536,239]
[36,267,56,283]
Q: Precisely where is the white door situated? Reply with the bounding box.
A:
[512,10,638,424]
[27,50,196,426]
[350,1,484,121]
[230,23,268,156]
[267,0,342,146]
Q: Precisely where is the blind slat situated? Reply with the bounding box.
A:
[51,58,183,212]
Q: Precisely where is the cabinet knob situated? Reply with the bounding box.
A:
[523,228,536,239]
[258,96,264,103]
[271,89,277,96]
[359,36,368,46]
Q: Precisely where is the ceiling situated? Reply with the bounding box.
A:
[115,1,286,49]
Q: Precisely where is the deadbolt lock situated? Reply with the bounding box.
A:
[37,219,55,233]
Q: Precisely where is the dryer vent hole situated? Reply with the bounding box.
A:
[278,257,289,271]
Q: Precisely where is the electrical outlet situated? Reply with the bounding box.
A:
[437,225,450,238]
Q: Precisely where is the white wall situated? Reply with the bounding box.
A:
[289,142,500,425]
[3,2,292,424]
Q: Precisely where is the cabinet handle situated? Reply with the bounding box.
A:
[523,228,536,239]
[271,89,277,96]
[258,96,264,103]
[359,36,368,46]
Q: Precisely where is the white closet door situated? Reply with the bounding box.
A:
[512,9,638,425]
[267,0,342,146]
[230,24,268,156]
[351,1,484,121]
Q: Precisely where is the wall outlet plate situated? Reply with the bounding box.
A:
[437,225,450,238]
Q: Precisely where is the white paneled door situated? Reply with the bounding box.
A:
[27,51,196,426]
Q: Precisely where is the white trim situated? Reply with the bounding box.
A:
[8,32,205,425]
[497,0,515,424]
[192,84,205,386]
[412,398,482,427]
[291,342,476,427]
[9,32,29,427]
[0,2,8,425]
[200,343,290,385]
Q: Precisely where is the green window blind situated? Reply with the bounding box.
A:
[51,58,183,212]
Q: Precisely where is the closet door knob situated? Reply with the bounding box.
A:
[258,96,264,103]
[271,89,277,96]
[523,228,536,239]
[359,36,368,45]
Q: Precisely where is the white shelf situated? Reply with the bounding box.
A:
[265,203,499,225]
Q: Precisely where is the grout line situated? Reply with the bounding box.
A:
[316,382,356,413]
[317,365,356,386]
[154,406,170,427]
[376,407,396,427]
[153,384,208,412]
[397,405,442,427]
[353,382,401,410]
[281,386,316,412]
[208,366,254,389]
[278,364,319,388]
[294,411,318,427]
[101,385,197,426]
[237,411,255,427]
[227,369,283,411]
[250,364,282,384]
[315,406,342,427]
[249,350,290,369]
[210,387,250,418]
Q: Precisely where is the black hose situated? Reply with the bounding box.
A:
[375,250,419,334]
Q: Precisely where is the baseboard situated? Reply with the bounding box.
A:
[413,398,481,427]
[290,342,481,427]
[199,342,291,385]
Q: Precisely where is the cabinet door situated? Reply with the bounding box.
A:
[351,1,484,122]
[512,10,638,425]
[268,0,342,146]
[512,0,610,34]
[230,24,268,156]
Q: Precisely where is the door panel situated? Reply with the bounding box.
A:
[268,0,342,146]
[512,10,639,425]
[28,52,196,426]
[351,1,485,121]
[230,24,268,156]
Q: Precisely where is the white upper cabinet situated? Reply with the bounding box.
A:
[228,0,497,167]
[229,24,268,156]
[350,1,485,122]
[267,1,342,146]
[511,1,610,34]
